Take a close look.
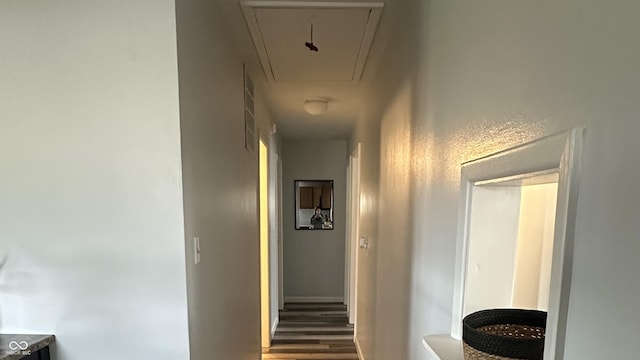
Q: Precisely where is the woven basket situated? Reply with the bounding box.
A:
[462,309,547,360]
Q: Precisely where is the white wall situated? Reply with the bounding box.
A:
[0,1,190,359]
[282,140,347,300]
[465,186,521,316]
[513,183,558,310]
[464,183,558,315]
[351,0,640,359]
[175,0,277,358]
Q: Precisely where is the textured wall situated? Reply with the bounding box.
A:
[352,0,640,359]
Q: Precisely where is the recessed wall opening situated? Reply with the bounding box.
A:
[464,173,559,318]
[435,129,584,360]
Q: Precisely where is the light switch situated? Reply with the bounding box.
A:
[359,237,369,249]
[194,236,201,264]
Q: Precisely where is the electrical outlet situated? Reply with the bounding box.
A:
[194,236,201,264]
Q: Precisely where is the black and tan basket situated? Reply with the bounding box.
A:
[462,309,547,360]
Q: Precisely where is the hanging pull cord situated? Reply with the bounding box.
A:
[305,23,319,52]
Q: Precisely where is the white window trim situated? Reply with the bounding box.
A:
[450,128,584,360]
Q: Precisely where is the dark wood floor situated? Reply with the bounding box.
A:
[262,303,359,360]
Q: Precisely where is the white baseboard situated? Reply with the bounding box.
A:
[355,336,364,360]
[284,296,344,303]
[271,317,279,338]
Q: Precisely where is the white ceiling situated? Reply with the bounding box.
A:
[216,0,403,139]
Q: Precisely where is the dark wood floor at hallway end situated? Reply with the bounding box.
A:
[262,302,358,360]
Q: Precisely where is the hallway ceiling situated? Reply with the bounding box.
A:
[217,0,403,139]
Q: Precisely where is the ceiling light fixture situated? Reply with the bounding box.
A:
[304,99,329,115]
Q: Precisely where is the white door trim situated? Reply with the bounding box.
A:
[347,143,361,327]
[345,157,352,309]
[277,156,284,310]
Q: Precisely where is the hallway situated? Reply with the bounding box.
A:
[262,303,358,360]
[4,1,640,359]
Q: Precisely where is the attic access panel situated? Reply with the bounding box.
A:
[241,1,384,82]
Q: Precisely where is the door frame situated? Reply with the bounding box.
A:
[345,143,361,328]
[277,155,284,310]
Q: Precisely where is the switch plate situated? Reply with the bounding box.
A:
[359,237,369,249]
[194,237,201,264]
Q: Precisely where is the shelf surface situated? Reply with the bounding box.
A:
[422,334,464,360]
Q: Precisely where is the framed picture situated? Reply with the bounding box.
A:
[294,180,334,230]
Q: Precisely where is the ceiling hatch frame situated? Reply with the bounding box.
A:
[241,1,384,82]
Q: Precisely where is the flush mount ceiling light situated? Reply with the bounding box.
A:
[304,99,329,115]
